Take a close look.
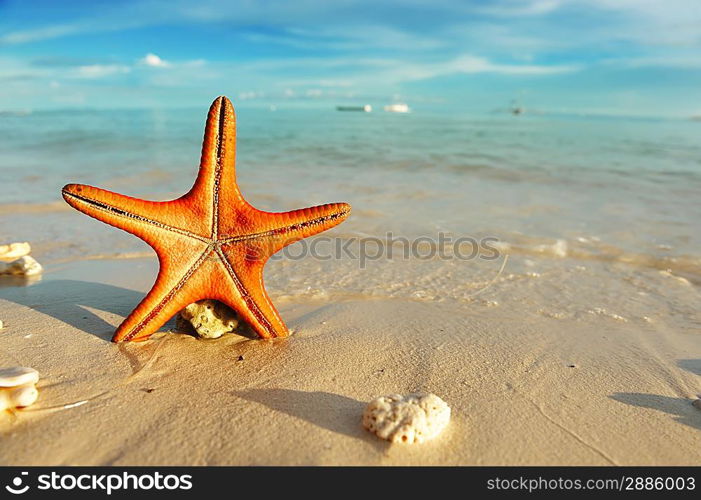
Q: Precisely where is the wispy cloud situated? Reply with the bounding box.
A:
[476,0,563,17]
[0,17,147,46]
[437,55,578,76]
[604,54,701,69]
[283,79,355,88]
[361,55,580,87]
[0,23,85,45]
[238,91,265,100]
[0,0,699,115]
[347,55,579,84]
[73,64,131,79]
[30,56,108,67]
[246,25,445,51]
[3,0,700,58]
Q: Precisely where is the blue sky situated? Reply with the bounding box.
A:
[1,0,700,116]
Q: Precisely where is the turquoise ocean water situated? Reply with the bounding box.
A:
[0,105,699,288]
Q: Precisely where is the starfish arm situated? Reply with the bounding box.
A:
[113,245,213,342]
[62,183,210,244]
[274,202,351,241]
[220,202,351,255]
[187,96,249,232]
[215,247,288,338]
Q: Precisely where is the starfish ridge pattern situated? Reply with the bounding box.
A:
[62,96,351,342]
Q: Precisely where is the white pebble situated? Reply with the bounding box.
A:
[363,393,450,444]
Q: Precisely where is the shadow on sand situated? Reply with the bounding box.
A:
[611,359,701,431]
[234,388,388,450]
[0,279,148,342]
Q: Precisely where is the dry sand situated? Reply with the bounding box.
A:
[0,256,699,465]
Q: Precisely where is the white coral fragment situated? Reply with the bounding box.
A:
[177,299,241,339]
[0,242,31,261]
[0,367,40,411]
[0,255,43,276]
[363,393,450,444]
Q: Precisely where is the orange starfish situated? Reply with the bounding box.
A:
[62,96,351,342]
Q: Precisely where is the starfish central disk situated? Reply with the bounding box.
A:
[62,96,351,342]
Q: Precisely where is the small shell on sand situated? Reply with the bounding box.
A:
[177,299,240,339]
[0,367,39,387]
[0,242,31,261]
[0,367,39,411]
[0,255,43,276]
[363,393,451,444]
[3,385,38,408]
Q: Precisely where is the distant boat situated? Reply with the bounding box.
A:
[509,99,526,116]
[510,99,525,115]
[336,105,372,112]
[384,103,410,113]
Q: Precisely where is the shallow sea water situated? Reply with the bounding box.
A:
[0,105,699,327]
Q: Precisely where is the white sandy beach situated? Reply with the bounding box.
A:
[1,253,699,465]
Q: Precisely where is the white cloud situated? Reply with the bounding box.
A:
[284,78,355,88]
[0,24,84,45]
[183,59,207,67]
[0,16,148,46]
[371,54,579,83]
[451,55,576,75]
[139,53,170,67]
[75,64,131,79]
[575,0,701,46]
[604,55,701,69]
[273,25,445,51]
[476,0,563,16]
[238,91,264,100]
